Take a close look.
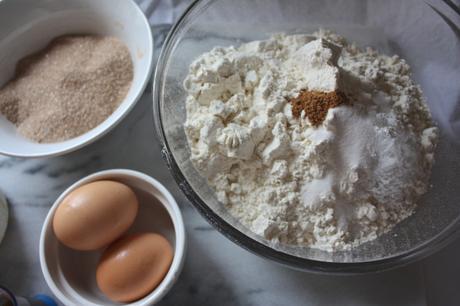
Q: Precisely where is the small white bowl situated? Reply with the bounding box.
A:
[39,169,186,306]
[0,0,153,157]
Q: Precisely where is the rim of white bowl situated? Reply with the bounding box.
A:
[39,169,186,306]
[0,0,154,158]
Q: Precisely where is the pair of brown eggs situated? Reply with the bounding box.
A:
[53,180,173,303]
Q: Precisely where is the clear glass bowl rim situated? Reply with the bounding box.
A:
[152,0,460,274]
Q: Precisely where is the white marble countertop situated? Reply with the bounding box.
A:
[0,88,428,306]
[0,6,459,306]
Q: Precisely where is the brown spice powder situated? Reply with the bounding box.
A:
[0,35,133,143]
[290,90,348,126]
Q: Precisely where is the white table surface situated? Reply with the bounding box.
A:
[1,1,459,305]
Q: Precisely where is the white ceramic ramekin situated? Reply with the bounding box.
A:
[39,169,186,306]
[0,0,153,157]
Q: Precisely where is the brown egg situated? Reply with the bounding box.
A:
[53,180,138,251]
[96,232,173,303]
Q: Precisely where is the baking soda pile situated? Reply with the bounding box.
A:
[183,31,438,251]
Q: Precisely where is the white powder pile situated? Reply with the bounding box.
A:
[183,30,438,251]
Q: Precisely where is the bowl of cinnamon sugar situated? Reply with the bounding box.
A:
[0,0,153,157]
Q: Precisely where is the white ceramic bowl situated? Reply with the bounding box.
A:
[0,0,153,157]
[39,169,186,306]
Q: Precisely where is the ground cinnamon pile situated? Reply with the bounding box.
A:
[290,90,348,126]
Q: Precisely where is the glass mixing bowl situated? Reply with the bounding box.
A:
[153,0,460,273]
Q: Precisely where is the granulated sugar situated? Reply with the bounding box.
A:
[0,35,133,143]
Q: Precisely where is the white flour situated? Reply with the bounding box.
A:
[183,30,438,251]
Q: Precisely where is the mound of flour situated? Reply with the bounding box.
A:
[183,30,438,251]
